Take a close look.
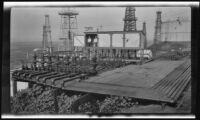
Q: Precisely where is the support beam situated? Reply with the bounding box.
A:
[12,78,17,96]
[143,22,147,48]
[123,34,125,48]
[97,36,99,47]
[53,89,59,113]
[110,34,113,47]
[28,82,33,89]
[161,103,166,110]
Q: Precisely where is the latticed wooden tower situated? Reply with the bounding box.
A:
[154,11,162,44]
[59,8,79,51]
[42,14,52,52]
[123,7,137,31]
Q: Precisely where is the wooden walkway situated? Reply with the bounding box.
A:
[85,60,186,88]
[151,59,191,103]
[12,59,191,104]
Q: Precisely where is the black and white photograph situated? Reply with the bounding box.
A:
[2,1,199,119]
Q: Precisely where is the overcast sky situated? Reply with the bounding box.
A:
[11,6,191,43]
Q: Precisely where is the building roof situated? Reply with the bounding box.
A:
[84,30,145,35]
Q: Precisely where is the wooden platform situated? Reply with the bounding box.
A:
[85,60,186,88]
[12,58,191,103]
[61,59,190,103]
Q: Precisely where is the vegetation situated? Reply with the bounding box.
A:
[11,86,136,114]
[11,85,57,114]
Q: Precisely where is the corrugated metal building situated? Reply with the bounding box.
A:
[161,18,191,42]
[84,31,145,49]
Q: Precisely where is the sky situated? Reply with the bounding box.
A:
[11,6,191,43]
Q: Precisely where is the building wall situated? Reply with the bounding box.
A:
[161,19,191,42]
[85,32,143,48]
[112,34,123,47]
[74,35,85,46]
[98,34,111,47]
[125,33,140,48]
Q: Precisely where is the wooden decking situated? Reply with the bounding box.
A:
[85,59,186,88]
[152,59,191,103]
[12,58,191,104]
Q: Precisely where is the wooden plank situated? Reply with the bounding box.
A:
[164,67,190,97]
[47,73,82,85]
[52,73,80,85]
[62,81,172,103]
[150,60,191,103]
[28,71,50,79]
[169,69,191,101]
[152,60,190,89]
[86,60,185,88]
[42,73,68,83]
[157,64,190,93]
[172,77,191,101]
[12,58,190,104]
[36,72,57,81]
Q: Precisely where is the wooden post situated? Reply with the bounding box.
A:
[123,34,125,48]
[28,82,33,89]
[139,33,143,65]
[110,34,113,48]
[12,78,17,96]
[97,35,99,47]
[88,48,90,60]
[110,34,113,59]
[33,53,37,70]
[53,89,59,113]
[161,103,166,110]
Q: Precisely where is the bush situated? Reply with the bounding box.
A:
[11,85,57,114]
[11,86,136,114]
[99,96,135,113]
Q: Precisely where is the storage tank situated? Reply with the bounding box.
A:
[161,18,191,42]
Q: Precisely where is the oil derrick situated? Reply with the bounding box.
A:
[43,14,52,53]
[154,11,162,44]
[123,7,137,31]
[143,22,147,48]
[59,8,79,51]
